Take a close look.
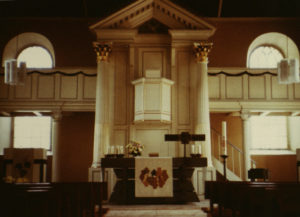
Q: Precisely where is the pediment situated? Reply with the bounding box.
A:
[90,0,215,35]
[138,18,169,34]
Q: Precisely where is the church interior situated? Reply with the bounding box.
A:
[0,0,300,216]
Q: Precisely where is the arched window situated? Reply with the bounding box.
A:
[2,32,55,67]
[17,46,53,68]
[248,45,284,68]
[247,32,299,68]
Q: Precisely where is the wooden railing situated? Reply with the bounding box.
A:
[211,128,256,180]
[0,182,107,217]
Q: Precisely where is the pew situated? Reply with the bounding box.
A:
[205,181,300,217]
[0,182,107,217]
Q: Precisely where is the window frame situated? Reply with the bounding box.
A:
[248,44,284,69]
[249,116,293,155]
[16,45,54,69]
[12,116,53,152]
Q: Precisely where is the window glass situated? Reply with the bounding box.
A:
[249,46,283,68]
[17,46,53,68]
[250,116,287,150]
[14,116,52,150]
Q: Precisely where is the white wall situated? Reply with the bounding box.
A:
[0,117,11,155]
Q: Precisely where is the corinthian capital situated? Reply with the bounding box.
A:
[93,42,112,62]
[193,42,213,63]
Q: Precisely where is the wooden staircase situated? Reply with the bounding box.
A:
[210,128,256,181]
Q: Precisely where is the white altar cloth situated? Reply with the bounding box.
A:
[135,157,173,197]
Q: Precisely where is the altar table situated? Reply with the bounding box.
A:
[101,157,207,204]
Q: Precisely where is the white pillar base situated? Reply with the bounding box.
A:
[88,167,102,182]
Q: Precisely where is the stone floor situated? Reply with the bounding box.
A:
[102,200,210,217]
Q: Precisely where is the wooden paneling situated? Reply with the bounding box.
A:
[294,83,300,99]
[144,83,160,110]
[135,129,170,157]
[271,76,288,99]
[60,76,78,99]
[248,76,265,99]
[37,75,55,99]
[82,76,96,99]
[143,51,163,75]
[0,76,9,99]
[208,76,220,99]
[251,154,297,182]
[177,51,190,125]
[59,112,94,182]
[113,130,127,147]
[0,182,106,217]
[15,76,32,99]
[226,77,243,99]
[114,51,127,125]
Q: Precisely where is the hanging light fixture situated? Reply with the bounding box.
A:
[4,33,27,85]
[4,59,26,85]
[277,36,300,84]
[277,58,300,84]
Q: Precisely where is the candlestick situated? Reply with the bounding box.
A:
[222,121,227,155]
[221,154,228,181]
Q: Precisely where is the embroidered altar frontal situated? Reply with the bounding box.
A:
[135,157,173,197]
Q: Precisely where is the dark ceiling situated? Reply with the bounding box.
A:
[0,0,299,18]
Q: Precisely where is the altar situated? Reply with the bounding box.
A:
[101,157,207,204]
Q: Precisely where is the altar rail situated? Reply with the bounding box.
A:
[0,182,107,217]
[205,181,300,217]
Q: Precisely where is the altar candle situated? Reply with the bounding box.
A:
[119,146,124,154]
[222,121,227,155]
[110,146,115,154]
[198,144,202,154]
[191,144,195,154]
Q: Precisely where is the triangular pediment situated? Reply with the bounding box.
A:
[138,18,169,34]
[90,0,215,34]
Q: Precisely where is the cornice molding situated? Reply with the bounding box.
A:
[90,0,216,39]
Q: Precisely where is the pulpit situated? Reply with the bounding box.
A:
[101,157,207,204]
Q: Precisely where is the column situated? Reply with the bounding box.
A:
[193,42,213,166]
[51,111,62,182]
[90,42,112,181]
[241,111,251,180]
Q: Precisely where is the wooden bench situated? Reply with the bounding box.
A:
[0,182,107,217]
[205,181,300,217]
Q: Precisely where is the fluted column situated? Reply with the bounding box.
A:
[193,42,213,166]
[241,111,251,180]
[51,111,62,182]
[92,42,112,169]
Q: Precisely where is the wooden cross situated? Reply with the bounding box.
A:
[165,132,205,157]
